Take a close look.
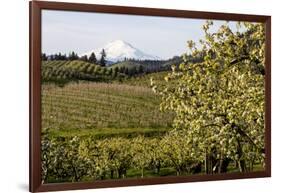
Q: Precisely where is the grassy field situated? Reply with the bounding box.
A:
[123,71,169,87]
[42,78,174,138]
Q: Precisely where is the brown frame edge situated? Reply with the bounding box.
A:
[29,1,271,192]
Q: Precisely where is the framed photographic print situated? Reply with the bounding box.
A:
[30,1,271,192]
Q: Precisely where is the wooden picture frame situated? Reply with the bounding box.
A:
[30,1,271,192]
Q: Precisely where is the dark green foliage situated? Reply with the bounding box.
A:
[41,53,48,61]
[68,51,79,61]
[88,52,97,64]
[138,65,144,74]
[80,55,88,62]
[109,56,184,76]
[99,49,106,66]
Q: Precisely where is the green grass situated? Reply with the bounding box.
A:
[123,71,169,87]
[46,163,265,183]
[126,167,176,178]
[126,163,264,179]
[46,127,170,139]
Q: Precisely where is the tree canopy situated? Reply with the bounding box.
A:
[151,21,265,172]
[100,49,107,66]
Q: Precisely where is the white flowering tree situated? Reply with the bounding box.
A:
[151,21,265,173]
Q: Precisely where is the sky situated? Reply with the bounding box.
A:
[42,10,240,59]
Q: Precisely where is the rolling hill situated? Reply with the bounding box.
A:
[41,60,126,84]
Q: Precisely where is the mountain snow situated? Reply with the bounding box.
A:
[81,40,161,63]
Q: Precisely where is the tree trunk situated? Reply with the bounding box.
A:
[221,158,230,173]
[156,161,161,174]
[238,160,243,172]
[205,153,214,174]
[237,140,247,172]
[176,168,181,176]
[238,160,247,172]
[117,169,122,178]
[205,152,210,174]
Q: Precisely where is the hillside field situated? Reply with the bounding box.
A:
[41,60,126,85]
[42,74,174,139]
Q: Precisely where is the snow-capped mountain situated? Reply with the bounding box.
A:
[81,40,161,63]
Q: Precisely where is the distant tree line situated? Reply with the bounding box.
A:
[42,50,205,79]
[42,49,107,67]
[112,65,145,77]
[119,55,203,75]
